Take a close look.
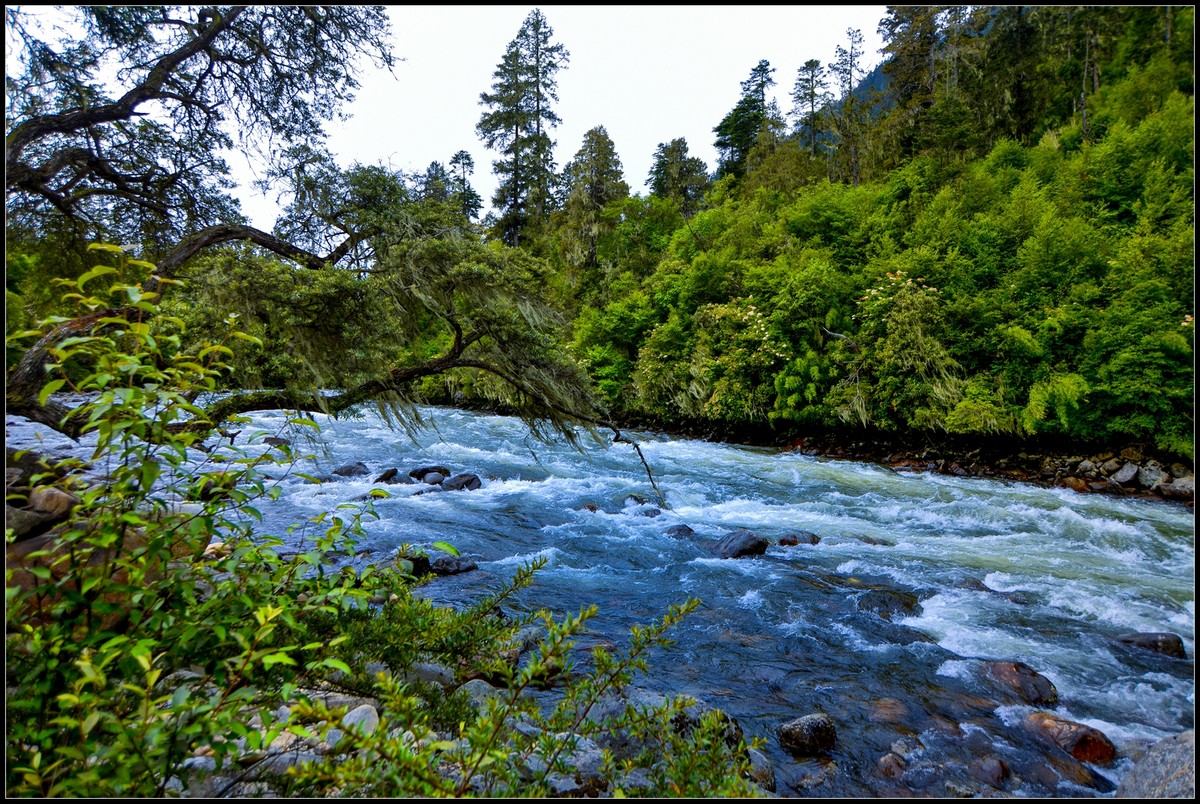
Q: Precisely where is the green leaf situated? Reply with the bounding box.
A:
[430,540,460,556]
[37,379,66,407]
[262,653,298,669]
[77,265,118,289]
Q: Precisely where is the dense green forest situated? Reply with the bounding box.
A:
[6,6,1194,454]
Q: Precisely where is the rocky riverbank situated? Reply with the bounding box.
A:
[598,414,1196,506]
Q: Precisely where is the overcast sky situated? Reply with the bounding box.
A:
[234,5,890,228]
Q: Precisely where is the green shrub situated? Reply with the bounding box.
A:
[6,245,764,797]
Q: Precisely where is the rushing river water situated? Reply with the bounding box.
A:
[8,405,1194,796]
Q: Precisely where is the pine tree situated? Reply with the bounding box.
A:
[476,9,570,246]
[713,60,776,180]
[559,125,629,285]
[648,138,709,217]
[449,150,484,222]
[791,59,832,155]
[832,28,867,186]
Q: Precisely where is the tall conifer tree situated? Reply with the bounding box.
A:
[477,9,569,246]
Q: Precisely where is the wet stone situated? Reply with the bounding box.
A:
[778,713,836,755]
[1115,632,1187,659]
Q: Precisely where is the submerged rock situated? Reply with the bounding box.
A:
[332,461,370,477]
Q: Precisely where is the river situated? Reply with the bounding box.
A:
[7,405,1194,796]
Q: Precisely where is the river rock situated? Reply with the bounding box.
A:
[747,748,776,792]
[1115,632,1187,659]
[1024,712,1116,764]
[1110,462,1140,485]
[878,752,905,778]
[663,524,695,539]
[1157,475,1194,501]
[430,555,478,576]
[332,461,369,477]
[714,528,768,559]
[28,486,79,518]
[373,467,399,483]
[4,504,57,540]
[969,755,1010,786]
[263,436,290,447]
[442,473,481,491]
[777,713,836,755]
[780,530,820,546]
[981,660,1058,705]
[858,588,920,620]
[1115,730,1194,798]
[408,465,451,481]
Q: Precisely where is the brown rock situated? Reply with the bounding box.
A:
[1115,632,1187,659]
[1024,712,1117,764]
[969,756,1010,786]
[1062,476,1089,492]
[28,486,80,518]
[870,697,909,723]
[981,661,1058,705]
[778,713,836,755]
[877,752,905,778]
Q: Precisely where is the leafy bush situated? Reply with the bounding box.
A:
[6,245,764,797]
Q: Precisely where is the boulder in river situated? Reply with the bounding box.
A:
[441,473,482,492]
[779,531,820,546]
[430,555,478,576]
[981,660,1058,705]
[1115,730,1194,798]
[663,524,695,539]
[1115,632,1187,659]
[332,461,370,477]
[408,465,451,482]
[1024,711,1116,764]
[778,713,836,755]
[714,528,768,559]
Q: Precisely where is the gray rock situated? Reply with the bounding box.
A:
[430,555,478,576]
[332,462,370,477]
[778,713,836,755]
[1100,457,1123,475]
[1138,461,1169,489]
[459,678,504,709]
[263,436,290,448]
[4,504,55,539]
[404,661,456,688]
[747,747,776,792]
[1111,462,1140,485]
[422,472,446,485]
[1115,730,1194,798]
[714,528,768,559]
[663,524,695,539]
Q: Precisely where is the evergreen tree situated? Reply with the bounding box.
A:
[647,138,709,217]
[418,161,451,203]
[791,59,832,155]
[476,9,570,246]
[449,150,484,222]
[559,125,629,286]
[832,28,868,186]
[713,60,776,179]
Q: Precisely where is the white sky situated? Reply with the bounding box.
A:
[235,5,888,228]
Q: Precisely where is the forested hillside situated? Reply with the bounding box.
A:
[6,6,1194,459]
